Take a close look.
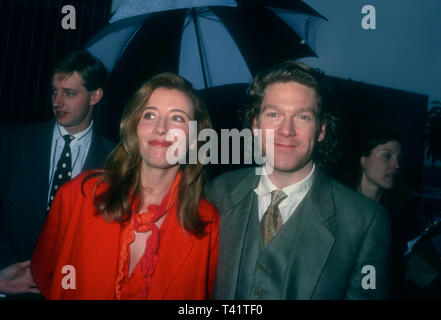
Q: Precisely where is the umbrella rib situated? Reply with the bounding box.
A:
[199,15,220,22]
[195,7,220,23]
[118,24,144,66]
[191,8,208,89]
[183,11,192,29]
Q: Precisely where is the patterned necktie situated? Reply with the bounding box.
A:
[261,189,287,246]
[47,134,74,211]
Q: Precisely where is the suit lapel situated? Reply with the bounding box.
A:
[216,168,260,299]
[286,169,336,299]
[83,129,100,170]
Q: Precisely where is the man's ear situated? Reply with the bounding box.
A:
[89,88,103,106]
[317,121,326,142]
[360,156,366,167]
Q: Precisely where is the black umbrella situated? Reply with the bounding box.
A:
[87,0,326,139]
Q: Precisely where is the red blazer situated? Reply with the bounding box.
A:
[31,172,219,300]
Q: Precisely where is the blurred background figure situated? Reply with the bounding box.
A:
[0,50,115,299]
[343,125,441,299]
[345,126,409,298]
[353,126,404,205]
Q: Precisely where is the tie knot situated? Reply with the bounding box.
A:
[63,134,74,145]
[270,189,287,207]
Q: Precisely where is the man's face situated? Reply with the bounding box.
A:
[51,71,102,134]
[253,81,326,176]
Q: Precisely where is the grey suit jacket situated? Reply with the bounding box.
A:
[208,167,391,299]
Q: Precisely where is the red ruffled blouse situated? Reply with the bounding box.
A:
[117,172,179,299]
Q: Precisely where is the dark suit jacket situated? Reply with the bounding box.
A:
[208,167,391,299]
[0,121,115,269]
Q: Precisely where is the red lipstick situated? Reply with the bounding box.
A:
[148,140,173,147]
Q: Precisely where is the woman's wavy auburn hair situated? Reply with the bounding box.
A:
[244,60,340,166]
[86,73,212,237]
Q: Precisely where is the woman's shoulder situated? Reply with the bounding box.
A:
[58,170,107,197]
[198,198,220,222]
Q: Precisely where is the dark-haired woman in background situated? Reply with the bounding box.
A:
[346,125,414,298]
[356,126,403,204]
[31,73,219,299]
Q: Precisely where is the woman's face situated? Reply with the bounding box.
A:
[136,87,194,171]
[360,140,402,190]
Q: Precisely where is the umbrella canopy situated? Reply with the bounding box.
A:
[110,0,237,21]
[86,0,325,90]
[86,0,326,140]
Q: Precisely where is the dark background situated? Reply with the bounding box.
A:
[0,0,112,125]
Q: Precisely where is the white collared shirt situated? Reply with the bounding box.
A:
[254,164,316,224]
[48,121,93,202]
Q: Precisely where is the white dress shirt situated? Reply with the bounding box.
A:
[254,164,316,224]
[48,121,93,202]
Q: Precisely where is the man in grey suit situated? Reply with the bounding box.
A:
[209,60,391,299]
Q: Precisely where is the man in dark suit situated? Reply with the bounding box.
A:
[209,60,391,299]
[0,50,115,296]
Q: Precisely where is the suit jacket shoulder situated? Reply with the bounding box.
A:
[91,132,116,153]
[83,130,116,171]
[212,167,255,188]
[307,171,391,299]
[326,174,390,234]
[208,167,258,214]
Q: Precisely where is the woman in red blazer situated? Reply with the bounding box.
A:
[31,73,219,300]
